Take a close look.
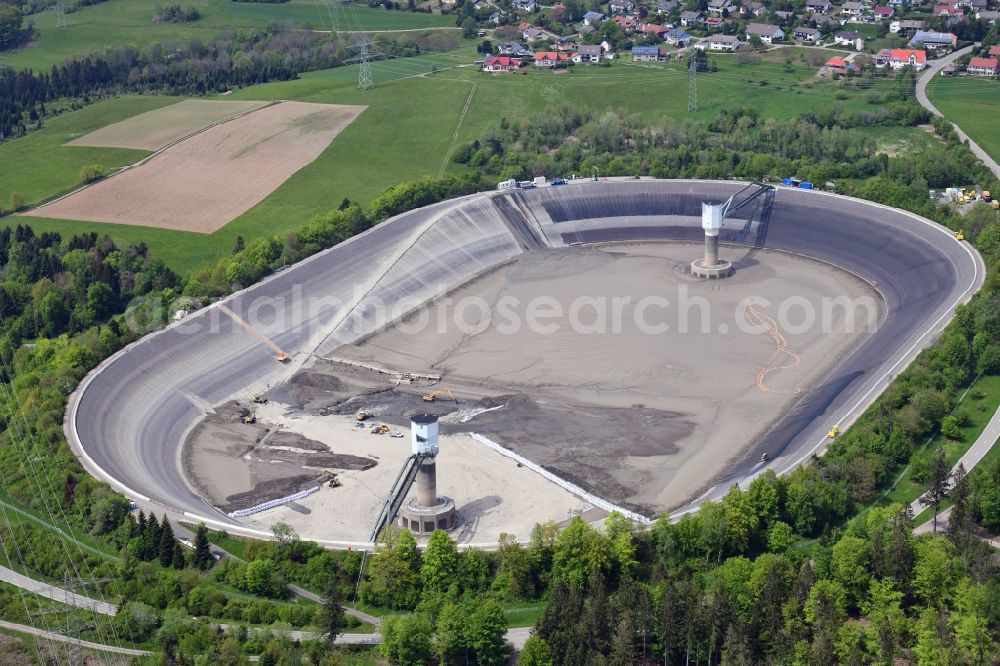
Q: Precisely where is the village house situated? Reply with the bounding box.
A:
[707,0,733,14]
[747,22,785,42]
[933,4,964,16]
[805,0,831,13]
[811,12,836,25]
[534,50,568,66]
[979,9,999,22]
[680,10,705,25]
[794,26,821,40]
[512,0,537,11]
[483,55,521,72]
[573,44,604,63]
[640,22,670,37]
[609,0,635,13]
[834,30,865,50]
[967,56,999,75]
[705,16,725,28]
[741,1,765,16]
[841,1,864,15]
[497,41,533,56]
[665,28,691,45]
[583,10,606,25]
[908,30,957,49]
[658,0,680,13]
[874,48,927,70]
[632,45,670,61]
[706,33,740,49]
[990,45,1000,57]
[890,19,924,33]
[873,6,894,19]
[824,56,861,75]
[522,25,560,42]
[614,14,640,30]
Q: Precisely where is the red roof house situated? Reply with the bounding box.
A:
[968,56,999,75]
[483,55,521,72]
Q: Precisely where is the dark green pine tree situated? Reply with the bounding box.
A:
[323,563,346,646]
[158,519,176,568]
[171,543,186,570]
[193,523,213,571]
[142,513,160,561]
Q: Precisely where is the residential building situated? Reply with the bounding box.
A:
[747,22,785,42]
[680,10,704,25]
[522,25,559,41]
[609,0,634,12]
[805,0,832,12]
[573,44,603,63]
[640,22,670,36]
[665,28,691,45]
[615,15,639,30]
[874,47,927,70]
[706,16,725,28]
[824,56,860,74]
[841,1,864,15]
[933,4,964,16]
[773,10,794,20]
[497,41,533,56]
[834,30,865,49]
[512,0,537,11]
[794,26,821,40]
[741,0,765,15]
[967,56,999,75]
[707,0,733,14]
[978,9,999,21]
[658,0,679,13]
[811,12,836,24]
[632,45,668,60]
[890,19,924,33]
[990,45,1000,57]
[483,55,521,72]
[908,30,958,49]
[873,5,894,18]
[707,33,740,49]
[583,10,606,25]
[534,51,568,66]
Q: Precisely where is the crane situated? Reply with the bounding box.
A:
[422,387,455,402]
[217,303,290,363]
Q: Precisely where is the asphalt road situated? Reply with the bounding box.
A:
[65,180,982,542]
[915,44,1000,181]
[0,565,117,616]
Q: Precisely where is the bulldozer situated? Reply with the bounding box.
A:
[828,424,840,439]
[242,411,257,425]
[422,387,455,403]
[370,423,390,435]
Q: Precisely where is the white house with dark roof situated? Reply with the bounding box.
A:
[806,0,832,12]
[835,30,865,49]
[794,26,821,40]
[747,22,785,42]
[680,10,704,25]
[706,33,740,49]
[841,1,864,15]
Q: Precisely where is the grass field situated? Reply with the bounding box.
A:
[927,75,1000,167]
[0,0,454,71]
[3,45,932,275]
[877,374,1000,518]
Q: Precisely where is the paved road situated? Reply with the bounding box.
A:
[0,619,151,657]
[0,565,117,616]
[66,180,982,543]
[916,44,1000,181]
[910,404,1000,520]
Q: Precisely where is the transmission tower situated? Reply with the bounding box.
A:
[358,41,373,91]
[29,576,113,666]
[56,0,67,29]
[688,51,698,113]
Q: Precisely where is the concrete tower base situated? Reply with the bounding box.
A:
[397,496,457,535]
[690,258,734,279]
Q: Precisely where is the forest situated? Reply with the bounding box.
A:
[0,91,995,662]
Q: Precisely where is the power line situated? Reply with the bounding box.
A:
[688,52,698,113]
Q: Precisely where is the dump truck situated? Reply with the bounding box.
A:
[356,411,371,421]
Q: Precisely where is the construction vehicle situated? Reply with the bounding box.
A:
[955,228,965,241]
[217,303,291,364]
[370,424,390,435]
[760,453,769,463]
[242,411,257,424]
[422,387,455,402]
[828,424,840,439]
[984,191,991,202]
[328,476,342,488]
[251,393,267,404]
[992,200,1000,210]
[356,411,371,421]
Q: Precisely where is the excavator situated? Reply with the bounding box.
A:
[955,229,965,241]
[422,387,455,402]
[828,424,840,439]
[251,393,267,404]
[241,411,257,424]
[370,423,390,435]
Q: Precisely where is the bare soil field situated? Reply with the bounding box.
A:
[66,99,272,151]
[330,243,879,513]
[27,101,365,233]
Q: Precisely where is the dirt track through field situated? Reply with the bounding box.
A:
[65,99,272,151]
[28,101,365,233]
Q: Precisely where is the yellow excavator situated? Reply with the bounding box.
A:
[370,423,390,435]
[955,228,965,241]
[422,387,455,402]
[828,424,840,439]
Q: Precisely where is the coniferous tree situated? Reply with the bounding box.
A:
[193,523,213,570]
[158,519,176,568]
[322,563,346,646]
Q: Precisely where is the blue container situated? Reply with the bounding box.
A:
[782,177,794,186]
[799,182,813,189]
